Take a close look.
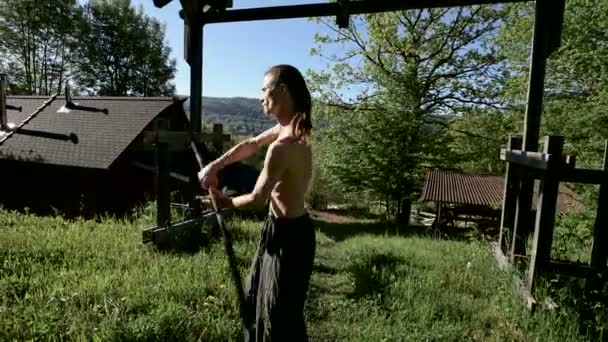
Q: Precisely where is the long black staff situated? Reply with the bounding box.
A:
[191,141,248,337]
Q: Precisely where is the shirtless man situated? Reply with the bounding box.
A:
[198,64,315,342]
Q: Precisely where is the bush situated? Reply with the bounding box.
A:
[552,209,596,262]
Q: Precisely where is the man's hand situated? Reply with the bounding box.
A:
[208,187,234,209]
[198,162,220,190]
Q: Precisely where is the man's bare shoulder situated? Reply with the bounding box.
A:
[252,124,281,147]
[270,139,311,165]
[271,137,310,151]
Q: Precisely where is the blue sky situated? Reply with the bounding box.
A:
[130,0,336,98]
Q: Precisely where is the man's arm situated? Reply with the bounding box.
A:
[229,142,286,209]
[212,124,280,170]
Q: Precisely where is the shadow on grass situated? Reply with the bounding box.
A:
[347,253,405,300]
[313,218,434,242]
[313,215,503,246]
[306,282,331,323]
[313,262,339,275]
[542,273,608,340]
[321,207,384,220]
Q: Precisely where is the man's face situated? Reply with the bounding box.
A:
[260,73,282,117]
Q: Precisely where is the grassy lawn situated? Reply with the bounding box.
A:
[0,205,603,341]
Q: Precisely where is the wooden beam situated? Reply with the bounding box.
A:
[156,125,171,228]
[511,174,534,264]
[130,162,189,183]
[511,0,554,263]
[528,136,563,293]
[500,149,574,170]
[560,168,606,184]
[548,260,593,278]
[200,0,531,25]
[212,123,228,152]
[493,242,537,311]
[588,141,608,292]
[142,213,214,246]
[499,136,522,254]
[522,0,551,153]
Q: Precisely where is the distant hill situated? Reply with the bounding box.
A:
[181,97,457,137]
[183,97,275,136]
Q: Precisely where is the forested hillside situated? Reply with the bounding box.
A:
[184,97,274,136]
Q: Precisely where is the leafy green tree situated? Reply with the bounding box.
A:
[0,0,82,95]
[447,108,522,175]
[75,0,176,96]
[308,6,506,222]
[496,0,608,169]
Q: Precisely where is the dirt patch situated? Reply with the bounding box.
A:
[309,209,375,224]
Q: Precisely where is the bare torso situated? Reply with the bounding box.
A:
[268,136,312,218]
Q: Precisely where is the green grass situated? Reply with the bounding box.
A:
[0,204,605,341]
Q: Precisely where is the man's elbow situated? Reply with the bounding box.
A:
[249,191,269,209]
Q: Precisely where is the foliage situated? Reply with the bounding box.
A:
[308,6,507,219]
[552,209,596,263]
[0,0,82,95]
[75,0,176,96]
[0,0,176,97]
[495,0,608,169]
[448,108,523,175]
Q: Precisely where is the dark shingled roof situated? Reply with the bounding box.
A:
[419,169,584,214]
[0,96,182,169]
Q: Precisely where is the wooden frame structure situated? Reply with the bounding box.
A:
[148,0,572,263]
[497,136,608,308]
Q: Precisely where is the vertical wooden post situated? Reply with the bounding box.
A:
[437,201,442,228]
[511,178,534,264]
[184,4,204,218]
[588,141,608,291]
[499,136,523,253]
[156,119,171,228]
[527,136,563,292]
[213,123,224,153]
[511,0,553,265]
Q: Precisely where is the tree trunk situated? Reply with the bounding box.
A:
[397,197,411,230]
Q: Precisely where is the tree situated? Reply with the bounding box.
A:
[0,0,82,95]
[496,0,608,169]
[75,0,176,96]
[308,6,506,222]
[447,108,522,175]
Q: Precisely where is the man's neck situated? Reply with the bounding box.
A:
[276,112,297,137]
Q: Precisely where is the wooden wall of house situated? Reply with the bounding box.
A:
[0,159,157,219]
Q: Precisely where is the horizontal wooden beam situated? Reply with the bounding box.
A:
[560,168,607,184]
[500,149,552,170]
[200,0,531,24]
[547,259,594,278]
[142,212,216,244]
[500,149,576,170]
[130,161,190,182]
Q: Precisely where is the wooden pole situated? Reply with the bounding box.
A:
[588,141,608,292]
[212,123,226,153]
[437,201,442,229]
[511,0,552,265]
[185,3,204,217]
[499,136,522,253]
[527,136,563,292]
[156,119,171,228]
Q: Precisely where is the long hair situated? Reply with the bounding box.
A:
[265,64,312,139]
